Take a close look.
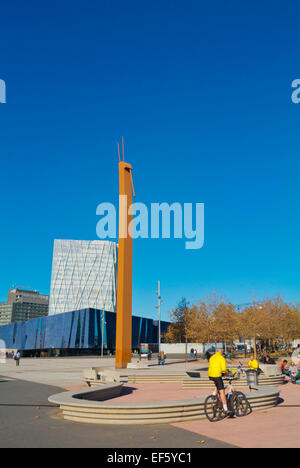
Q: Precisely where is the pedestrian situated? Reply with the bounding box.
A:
[15,351,21,367]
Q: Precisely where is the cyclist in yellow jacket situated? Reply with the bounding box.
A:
[208,346,229,413]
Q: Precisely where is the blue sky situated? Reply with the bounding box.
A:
[0,0,300,322]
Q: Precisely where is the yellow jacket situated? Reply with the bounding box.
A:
[248,359,259,370]
[208,352,227,378]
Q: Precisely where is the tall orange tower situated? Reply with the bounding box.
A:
[115,138,135,369]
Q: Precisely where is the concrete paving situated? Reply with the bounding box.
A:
[1,357,298,448]
[0,377,234,448]
[0,357,206,387]
[0,357,117,387]
[173,380,300,448]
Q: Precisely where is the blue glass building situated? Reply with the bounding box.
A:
[0,308,169,356]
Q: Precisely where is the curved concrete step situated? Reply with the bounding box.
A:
[128,375,184,383]
[182,376,285,388]
[85,373,285,387]
[49,384,280,425]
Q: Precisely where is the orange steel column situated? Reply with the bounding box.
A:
[115,160,134,369]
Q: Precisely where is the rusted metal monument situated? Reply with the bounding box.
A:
[115,138,135,369]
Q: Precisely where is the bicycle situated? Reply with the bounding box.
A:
[204,370,251,422]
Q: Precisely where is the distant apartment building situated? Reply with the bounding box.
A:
[0,303,13,326]
[0,288,49,325]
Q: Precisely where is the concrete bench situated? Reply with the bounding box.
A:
[49,384,280,425]
[259,364,282,377]
[83,367,122,386]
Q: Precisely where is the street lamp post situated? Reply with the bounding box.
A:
[101,311,107,358]
[156,281,163,354]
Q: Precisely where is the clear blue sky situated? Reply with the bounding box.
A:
[0,0,300,322]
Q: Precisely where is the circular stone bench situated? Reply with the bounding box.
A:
[48,384,280,425]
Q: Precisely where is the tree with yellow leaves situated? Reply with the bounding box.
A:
[186,302,211,344]
[210,302,239,348]
[165,295,300,359]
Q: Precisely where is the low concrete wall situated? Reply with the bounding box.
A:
[83,367,122,385]
[259,364,282,377]
[125,373,285,387]
[161,343,204,356]
[49,384,280,425]
[182,375,285,388]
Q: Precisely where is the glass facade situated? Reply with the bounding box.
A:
[0,308,170,353]
[49,240,117,316]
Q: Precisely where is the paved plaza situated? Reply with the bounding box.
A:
[0,376,232,448]
[0,357,207,387]
[0,357,299,448]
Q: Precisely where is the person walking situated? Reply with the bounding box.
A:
[15,351,21,367]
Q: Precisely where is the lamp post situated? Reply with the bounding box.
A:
[156,281,163,354]
[101,311,107,358]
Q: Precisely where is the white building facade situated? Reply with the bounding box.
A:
[49,240,117,316]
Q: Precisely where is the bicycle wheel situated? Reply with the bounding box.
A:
[204,395,225,422]
[231,391,251,417]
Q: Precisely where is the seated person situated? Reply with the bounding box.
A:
[264,355,276,365]
[248,356,259,371]
[291,368,300,384]
[287,363,299,380]
[281,360,289,375]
